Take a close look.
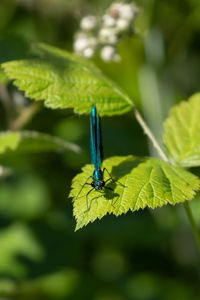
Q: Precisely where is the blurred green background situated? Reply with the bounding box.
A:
[0,0,200,299]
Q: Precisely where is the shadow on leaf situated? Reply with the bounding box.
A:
[111,156,145,179]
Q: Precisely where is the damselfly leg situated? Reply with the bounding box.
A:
[103,168,126,188]
[74,175,93,201]
[85,187,95,211]
[75,168,126,211]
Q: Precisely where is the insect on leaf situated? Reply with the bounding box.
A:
[70,156,200,230]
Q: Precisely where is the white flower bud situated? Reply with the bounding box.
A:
[99,28,110,38]
[74,36,89,53]
[100,45,120,62]
[80,15,97,31]
[99,28,118,44]
[110,3,138,21]
[103,14,116,27]
[83,47,95,58]
[120,4,139,20]
[116,18,130,31]
[110,3,123,18]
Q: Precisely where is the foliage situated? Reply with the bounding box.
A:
[0,130,80,154]
[2,40,200,230]
[163,93,200,167]
[71,156,200,230]
[2,43,133,116]
[0,0,200,299]
[0,131,20,154]
[0,67,8,84]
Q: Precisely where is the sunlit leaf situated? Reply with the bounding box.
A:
[163,93,200,167]
[70,156,200,230]
[0,67,8,84]
[0,131,20,154]
[0,130,80,154]
[2,43,133,116]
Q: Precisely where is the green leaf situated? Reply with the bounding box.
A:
[0,131,20,154]
[163,93,200,167]
[0,67,8,84]
[0,223,44,277]
[2,43,133,116]
[0,130,80,154]
[70,156,200,230]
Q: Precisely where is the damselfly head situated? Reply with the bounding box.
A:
[91,180,105,190]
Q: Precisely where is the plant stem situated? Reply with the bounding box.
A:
[10,102,41,130]
[133,107,200,252]
[0,84,13,127]
[183,202,200,251]
[134,108,169,162]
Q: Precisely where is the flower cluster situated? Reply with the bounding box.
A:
[73,2,138,62]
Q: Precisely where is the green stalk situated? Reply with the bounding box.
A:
[183,202,200,251]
